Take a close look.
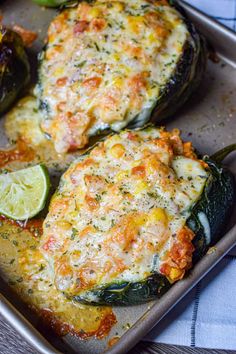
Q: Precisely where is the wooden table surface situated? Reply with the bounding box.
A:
[0,314,234,354]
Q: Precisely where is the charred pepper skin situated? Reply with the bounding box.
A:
[0,28,30,115]
[72,140,236,306]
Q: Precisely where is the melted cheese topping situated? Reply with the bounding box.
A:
[37,0,189,153]
[40,127,209,299]
[4,96,84,173]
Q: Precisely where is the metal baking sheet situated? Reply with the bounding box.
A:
[0,1,236,353]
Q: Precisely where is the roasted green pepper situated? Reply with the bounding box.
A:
[32,0,75,7]
[36,0,207,154]
[0,27,30,115]
[73,144,235,305]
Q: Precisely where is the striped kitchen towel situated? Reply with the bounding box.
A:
[145,252,236,350]
[185,0,236,30]
[145,2,236,350]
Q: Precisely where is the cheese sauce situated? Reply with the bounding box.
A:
[0,98,117,338]
[4,96,84,173]
[0,219,116,338]
[41,127,209,301]
[37,0,190,153]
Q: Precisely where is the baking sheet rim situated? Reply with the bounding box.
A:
[0,2,235,354]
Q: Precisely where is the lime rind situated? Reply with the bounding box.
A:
[0,164,50,220]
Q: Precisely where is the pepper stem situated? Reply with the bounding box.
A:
[211,144,236,163]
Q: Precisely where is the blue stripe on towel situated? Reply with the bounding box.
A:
[190,282,201,347]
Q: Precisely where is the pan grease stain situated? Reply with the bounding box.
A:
[38,308,116,339]
[108,336,120,347]
[0,215,43,237]
[0,218,116,339]
[0,139,35,168]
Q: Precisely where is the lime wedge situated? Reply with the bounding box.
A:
[0,165,50,220]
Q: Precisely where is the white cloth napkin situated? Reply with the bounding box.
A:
[145,2,236,350]
[184,0,236,30]
[146,249,236,350]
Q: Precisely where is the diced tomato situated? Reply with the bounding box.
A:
[111,216,139,251]
[82,76,102,89]
[56,77,68,86]
[74,20,89,34]
[56,260,72,277]
[183,141,196,159]
[85,194,99,211]
[130,72,148,93]
[90,18,106,32]
[131,166,146,177]
[42,236,56,251]
[57,102,66,112]
[127,132,137,140]
[76,3,92,20]
[79,225,96,238]
[160,263,171,276]
[154,138,173,156]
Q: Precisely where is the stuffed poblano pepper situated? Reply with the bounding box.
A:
[36,0,207,153]
[40,127,235,305]
[0,27,30,115]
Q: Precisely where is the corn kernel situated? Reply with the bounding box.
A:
[175,42,182,53]
[135,214,147,226]
[104,135,121,149]
[71,250,81,258]
[54,67,64,77]
[113,53,121,62]
[134,181,148,194]
[110,144,125,158]
[128,16,145,34]
[88,7,101,19]
[112,2,124,11]
[148,32,157,44]
[18,257,26,265]
[147,86,159,100]
[169,267,183,281]
[113,77,123,88]
[119,64,131,75]
[68,211,80,221]
[48,34,56,43]
[56,220,72,231]
[149,208,167,224]
[115,170,128,182]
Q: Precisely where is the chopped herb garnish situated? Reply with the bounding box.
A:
[95,194,102,202]
[94,42,100,51]
[71,227,78,240]
[74,60,87,68]
[39,264,45,272]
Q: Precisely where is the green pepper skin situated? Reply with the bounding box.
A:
[32,0,75,7]
[188,157,236,263]
[0,28,30,115]
[72,155,235,306]
[73,274,171,306]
